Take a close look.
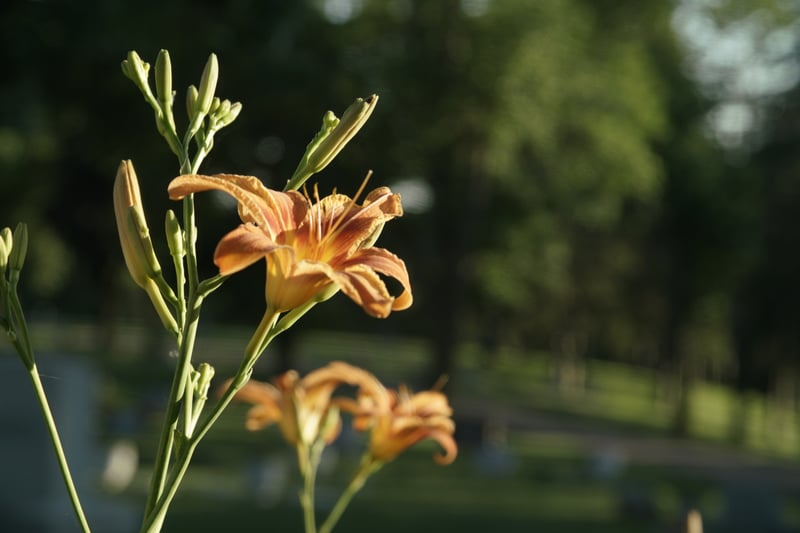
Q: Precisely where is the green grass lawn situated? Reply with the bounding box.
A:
[18,321,800,532]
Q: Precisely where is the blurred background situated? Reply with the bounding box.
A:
[2,0,800,531]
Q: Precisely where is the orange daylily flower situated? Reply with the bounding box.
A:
[227,361,389,447]
[339,384,458,465]
[168,174,412,317]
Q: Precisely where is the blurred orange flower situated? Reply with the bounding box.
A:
[227,361,388,447]
[339,384,457,465]
[168,174,412,317]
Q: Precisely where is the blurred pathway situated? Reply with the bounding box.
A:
[453,396,800,489]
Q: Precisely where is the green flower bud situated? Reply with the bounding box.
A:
[216,99,231,118]
[155,49,174,108]
[217,102,242,128]
[285,95,378,191]
[121,51,150,88]
[186,85,199,119]
[307,95,378,173]
[195,53,219,116]
[165,209,184,259]
[184,362,216,437]
[0,227,14,268]
[209,96,221,115]
[9,223,28,275]
[0,226,11,274]
[320,111,341,139]
[195,363,215,398]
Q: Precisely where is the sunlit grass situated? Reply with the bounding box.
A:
[15,320,800,531]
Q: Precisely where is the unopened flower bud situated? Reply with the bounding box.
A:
[186,85,199,119]
[165,210,184,258]
[195,53,219,116]
[217,102,242,128]
[121,51,150,88]
[155,49,174,108]
[308,95,378,173]
[195,363,215,398]
[127,206,165,282]
[8,223,28,275]
[0,226,11,274]
[113,161,150,288]
[286,95,378,191]
[113,160,178,335]
[209,97,221,115]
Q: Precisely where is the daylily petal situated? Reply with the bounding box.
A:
[409,391,453,416]
[229,362,389,448]
[421,429,458,465]
[266,250,331,312]
[169,174,307,236]
[228,379,283,430]
[341,247,413,311]
[330,265,397,318]
[314,188,403,257]
[302,361,389,410]
[215,224,282,275]
[245,404,283,431]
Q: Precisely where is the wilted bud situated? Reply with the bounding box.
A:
[195,53,219,116]
[286,95,378,191]
[155,49,174,107]
[8,223,28,275]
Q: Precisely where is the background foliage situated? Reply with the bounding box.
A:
[2,0,800,441]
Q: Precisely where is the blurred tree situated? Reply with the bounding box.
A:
[353,0,679,384]
[733,81,800,405]
[4,0,795,413]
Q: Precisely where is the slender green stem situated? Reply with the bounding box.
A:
[319,457,382,533]
[6,284,90,532]
[7,278,34,369]
[143,192,203,520]
[140,309,280,533]
[183,195,200,289]
[28,364,92,532]
[299,442,320,533]
[143,294,203,521]
[190,137,213,174]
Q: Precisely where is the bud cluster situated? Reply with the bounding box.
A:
[122,50,242,170]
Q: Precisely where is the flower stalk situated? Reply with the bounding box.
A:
[319,456,383,533]
[140,308,281,533]
[7,48,441,533]
[0,225,91,533]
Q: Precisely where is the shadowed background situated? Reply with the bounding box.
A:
[2,0,800,531]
